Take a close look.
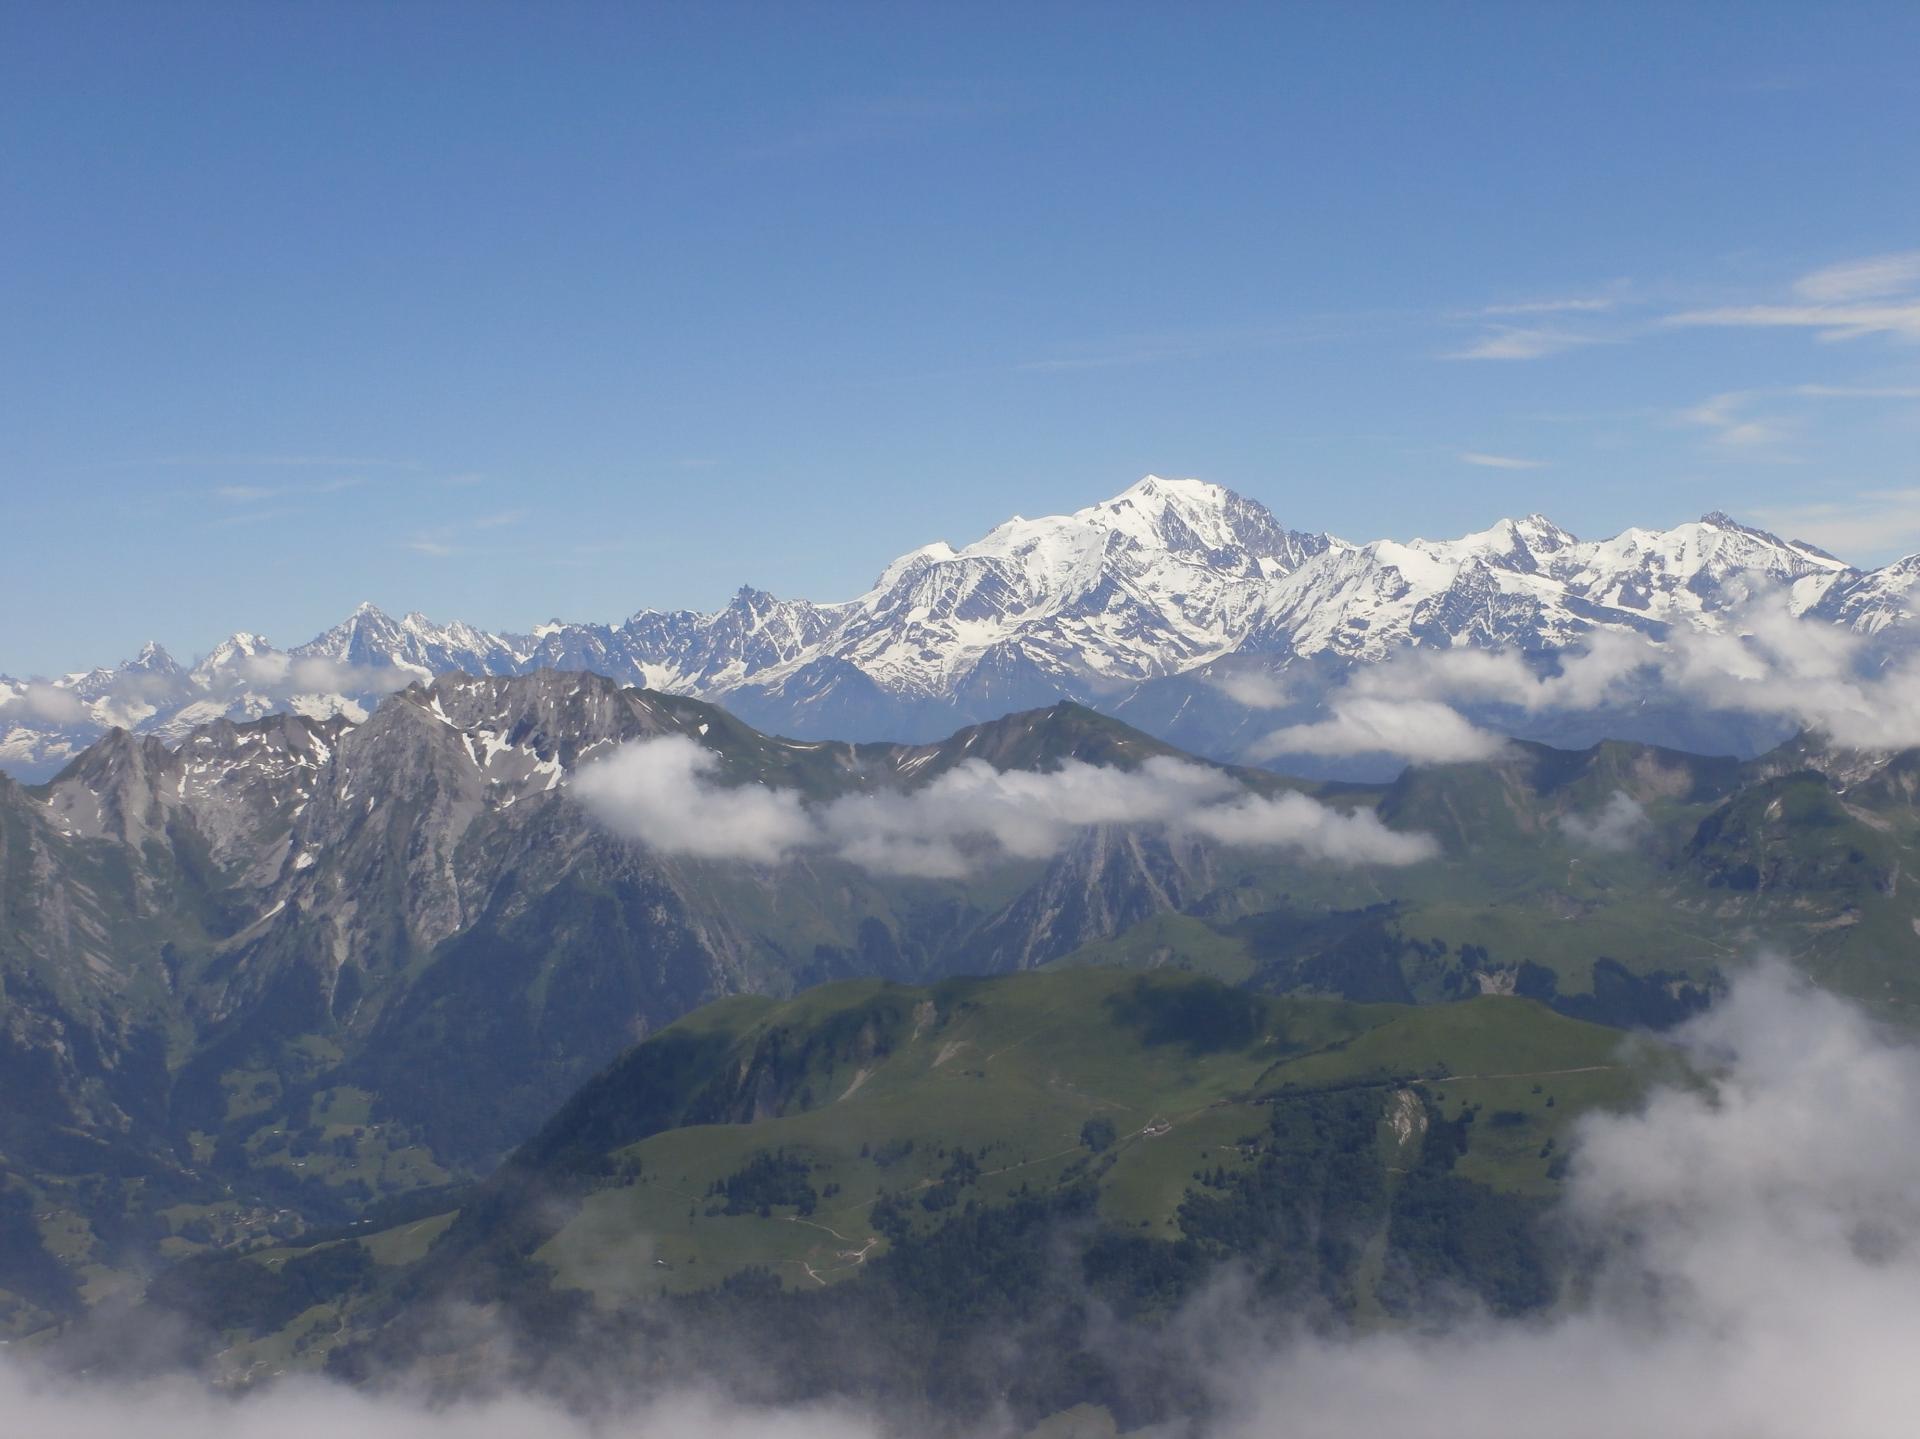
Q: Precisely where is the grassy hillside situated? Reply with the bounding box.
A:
[141,966,1658,1415]
[1054,734,1920,1024]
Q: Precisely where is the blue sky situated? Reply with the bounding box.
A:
[4,2,1919,675]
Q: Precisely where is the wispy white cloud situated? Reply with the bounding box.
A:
[1459,451,1549,470]
[1211,670,1294,710]
[573,736,814,864]
[574,736,1435,874]
[1472,295,1619,317]
[1214,963,1920,1439]
[1558,789,1651,853]
[1443,326,1598,361]
[1792,383,1920,399]
[1676,378,1920,460]
[1678,391,1800,454]
[0,1362,881,1439]
[1792,250,1920,303]
[1446,253,1920,364]
[1748,488,1920,559]
[214,476,365,503]
[1443,285,1630,360]
[406,507,528,556]
[1665,301,1920,343]
[234,652,422,700]
[1181,787,1436,864]
[1662,251,1920,342]
[1263,604,1920,763]
[1254,695,1512,765]
[0,681,86,725]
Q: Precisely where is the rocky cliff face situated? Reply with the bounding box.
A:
[0,676,1252,1232]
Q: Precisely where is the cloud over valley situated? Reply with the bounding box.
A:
[1255,599,1920,764]
[572,736,1436,875]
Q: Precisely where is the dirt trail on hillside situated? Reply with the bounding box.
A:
[1444,1064,1617,1082]
[784,1217,882,1285]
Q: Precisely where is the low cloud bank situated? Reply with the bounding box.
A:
[0,680,88,725]
[1257,599,1920,763]
[1253,694,1511,764]
[1209,669,1294,710]
[572,736,1435,875]
[571,735,814,864]
[1557,790,1650,852]
[1212,962,1920,1438]
[237,653,423,702]
[0,655,419,736]
[0,1371,878,1439]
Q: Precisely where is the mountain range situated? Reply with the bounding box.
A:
[6,658,1920,1339]
[14,472,1920,1404]
[7,476,1915,781]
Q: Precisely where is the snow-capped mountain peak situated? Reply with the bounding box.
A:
[870,541,962,592]
[193,631,275,673]
[127,640,183,675]
[1446,513,1577,561]
[7,476,1920,780]
[1077,474,1257,551]
[1072,473,1334,573]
